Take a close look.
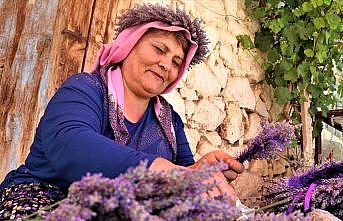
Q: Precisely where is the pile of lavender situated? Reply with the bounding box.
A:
[45,161,241,221]
[264,161,343,218]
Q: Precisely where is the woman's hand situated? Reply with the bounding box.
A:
[189,150,244,182]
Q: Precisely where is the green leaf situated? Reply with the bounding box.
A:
[255,31,274,52]
[293,8,304,17]
[304,49,314,57]
[284,68,298,82]
[275,87,292,104]
[297,61,310,77]
[252,7,266,19]
[313,17,326,29]
[323,0,331,5]
[236,35,255,49]
[326,14,341,30]
[267,49,280,63]
[302,2,313,12]
[268,18,285,33]
[311,0,323,8]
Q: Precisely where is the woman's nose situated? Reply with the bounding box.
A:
[159,58,171,72]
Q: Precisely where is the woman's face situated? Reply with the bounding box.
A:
[121,30,185,99]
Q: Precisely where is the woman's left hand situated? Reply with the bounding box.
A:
[189,150,244,182]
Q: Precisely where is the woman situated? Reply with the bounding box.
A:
[0,4,243,219]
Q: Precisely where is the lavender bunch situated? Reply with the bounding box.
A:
[237,121,295,163]
[264,162,343,218]
[46,161,241,221]
[248,211,311,221]
[288,161,343,188]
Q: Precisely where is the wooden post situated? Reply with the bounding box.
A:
[301,90,314,167]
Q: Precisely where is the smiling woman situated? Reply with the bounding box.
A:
[0,3,244,220]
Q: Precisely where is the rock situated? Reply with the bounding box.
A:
[211,59,228,89]
[179,86,198,101]
[255,96,270,118]
[191,99,226,131]
[162,90,186,122]
[244,113,262,141]
[260,83,273,111]
[196,138,219,157]
[237,50,264,83]
[270,102,284,121]
[187,62,221,97]
[210,97,225,112]
[248,159,269,177]
[204,131,222,146]
[184,100,195,119]
[219,44,240,71]
[220,102,244,144]
[184,128,200,155]
[308,209,341,221]
[223,77,255,110]
[271,158,289,175]
[232,170,263,200]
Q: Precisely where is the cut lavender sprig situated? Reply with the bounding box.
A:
[237,121,295,163]
[288,161,343,188]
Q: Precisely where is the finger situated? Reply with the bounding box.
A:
[223,158,244,174]
[222,170,238,181]
[207,186,221,198]
[216,180,236,200]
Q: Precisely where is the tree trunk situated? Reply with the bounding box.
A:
[301,89,314,167]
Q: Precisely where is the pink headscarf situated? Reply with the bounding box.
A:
[93,21,198,94]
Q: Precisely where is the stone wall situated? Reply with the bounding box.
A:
[134,0,282,160]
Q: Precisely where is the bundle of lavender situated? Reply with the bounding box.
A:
[264,161,343,218]
[237,121,295,163]
[45,161,242,221]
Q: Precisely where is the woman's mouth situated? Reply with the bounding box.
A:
[149,70,165,83]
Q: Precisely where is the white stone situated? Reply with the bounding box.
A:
[209,97,225,112]
[223,0,237,17]
[211,59,228,89]
[184,100,195,119]
[244,113,262,141]
[196,138,219,157]
[184,127,200,155]
[220,102,244,144]
[191,99,226,131]
[179,87,198,101]
[187,63,221,98]
[255,96,270,118]
[203,25,219,52]
[223,77,256,110]
[219,44,240,71]
[204,131,222,146]
[162,90,186,122]
[260,83,273,110]
[237,49,264,83]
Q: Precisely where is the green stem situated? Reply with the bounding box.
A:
[255,198,291,212]
[243,198,292,215]
[22,200,61,220]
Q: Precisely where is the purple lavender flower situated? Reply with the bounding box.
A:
[46,161,240,221]
[237,121,295,163]
[248,211,311,221]
[288,161,343,188]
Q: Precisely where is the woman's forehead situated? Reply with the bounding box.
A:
[141,30,186,58]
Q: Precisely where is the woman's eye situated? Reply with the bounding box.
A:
[173,60,180,67]
[154,46,164,53]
